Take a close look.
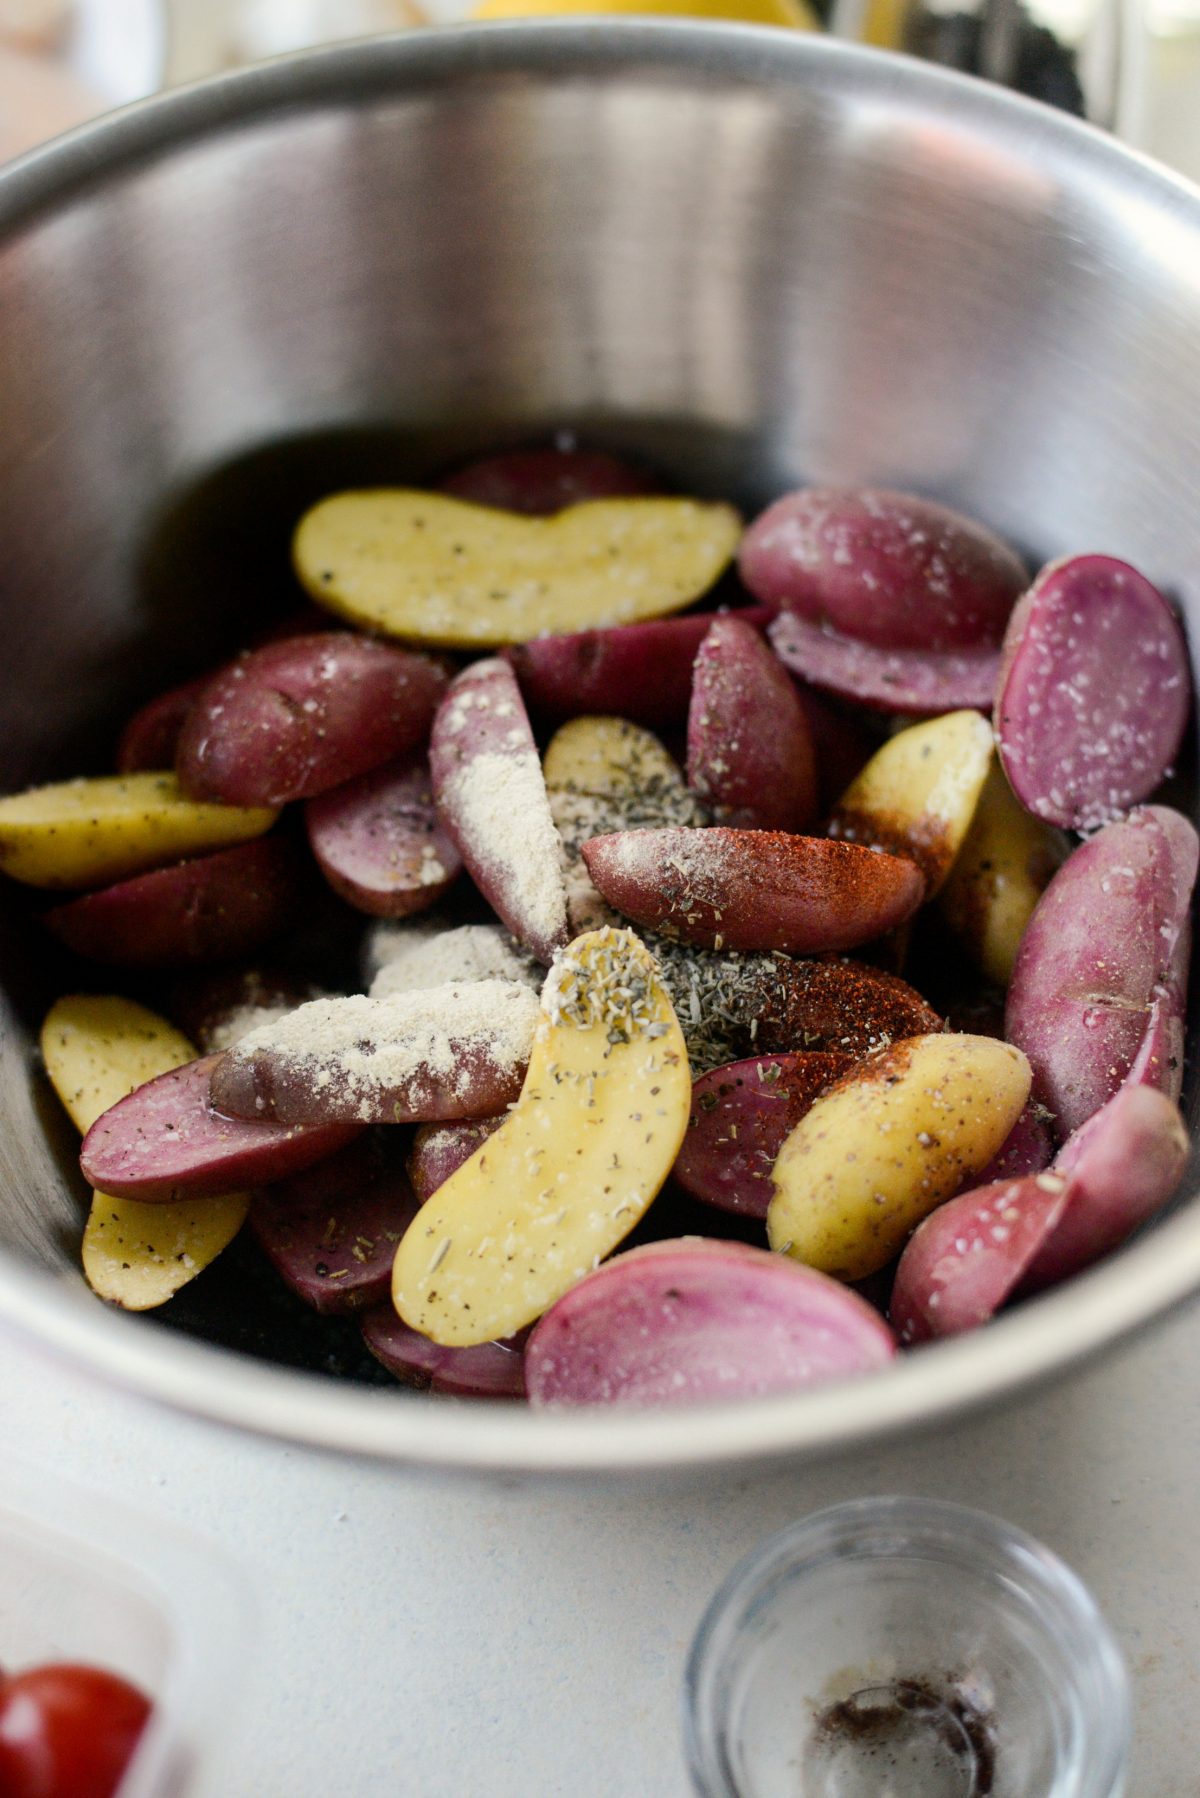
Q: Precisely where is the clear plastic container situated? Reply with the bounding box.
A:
[683,1497,1130,1798]
[0,1455,253,1797]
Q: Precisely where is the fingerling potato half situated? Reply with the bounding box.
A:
[40,995,247,1310]
[391,927,691,1347]
[768,1032,1031,1280]
[295,489,741,647]
[938,761,1066,986]
[0,773,277,889]
[827,710,994,896]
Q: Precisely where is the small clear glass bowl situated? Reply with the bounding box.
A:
[683,1497,1130,1798]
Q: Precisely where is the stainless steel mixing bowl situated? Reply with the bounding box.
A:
[0,24,1197,1476]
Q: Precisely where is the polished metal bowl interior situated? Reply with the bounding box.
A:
[1,24,1198,1476]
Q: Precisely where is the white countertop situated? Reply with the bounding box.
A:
[6,1299,1200,1796]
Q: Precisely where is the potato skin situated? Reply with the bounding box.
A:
[686,616,817,832]
[116,674,207,772]
[408,1116,505,1203]
[740,487,1025,650]
[430,658,569,963]
[43,838,297,967]
[581,827,923,954]
[304,755,461,918]
[176,632,449,808]
[508,609,771,728]
[995,554,1191,831]
[362,1309,527,1398]
[525,1238,895,1407]
[1024,1085,1189,1291]
[80,1052,361,1199]
[439,446,660,514]
[769,610,1000,714]
[250,1136,419,1316]
[768,1032,1031,1280]
[673,1052,853,1218]
[891,1172,1069,1344]
[1005,805,1197,1136]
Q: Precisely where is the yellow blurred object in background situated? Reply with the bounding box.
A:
[471,0,817,28]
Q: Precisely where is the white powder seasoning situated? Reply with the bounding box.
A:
[369,924,541,1000]
[445,749,568,953]
[230,980,540,1115]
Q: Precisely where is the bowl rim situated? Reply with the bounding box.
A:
[2,19,1200,1475]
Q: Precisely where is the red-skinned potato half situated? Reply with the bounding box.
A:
[176,632,449,808]
[429,657,569,963]
[768,610,1001,713]
[43,838,298,968]
[116,673,209,773]
[739,487,1026,650]
[79,1052,362,1200]
[673,1052,853,1218]
[995,554,1191,831]
[208,983,539,1126]
[1022,1084,1189,1292]
[249,1135,420,1315]
[506,606,772,729]
[304,754,462,918]
[526,1238,896,1407]
[1006,805,1197,1137]
[891,1171,1070,1345]
[438,445,661,514]
[686,615,818,831]
[581,826,923,954]
[362,1308,527,1398]
[407,1115,506,1204]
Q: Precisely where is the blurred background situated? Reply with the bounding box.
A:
[0,0,1197,176]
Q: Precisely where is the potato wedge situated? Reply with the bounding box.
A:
[938,761,1066,985]
[891,1171,1069,1344]
[507,608,772,727]
[828,711,994,896]
[39,995,247,1311]
[525,1237,896,1407]
[430,658,569,962]
[0,773,277,890]
[581,826,923,954]
[687,615,817,831]
[739,487,1026,650]
[294,490,741,647]
[391,927,691,1347]
[995,553,1190,831]
[363,1309,527,1398]
[408,1116,506,1203]
[768,610,1001,714]
[544,716,704,936]
[768,1032,1031,1280]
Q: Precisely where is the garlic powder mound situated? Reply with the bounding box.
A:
[368,923,540,1000]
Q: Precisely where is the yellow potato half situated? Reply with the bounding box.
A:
[542,715,685,801]
[40,994,247,1310]
[0,773,277,889]
[829,710,994,897]
[294,490,741,647]
[392,927,691,1345]
[768,1032,1031,1281]
[939,762,1067,986]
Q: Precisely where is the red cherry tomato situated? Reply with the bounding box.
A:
[0,1663,151,1798]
